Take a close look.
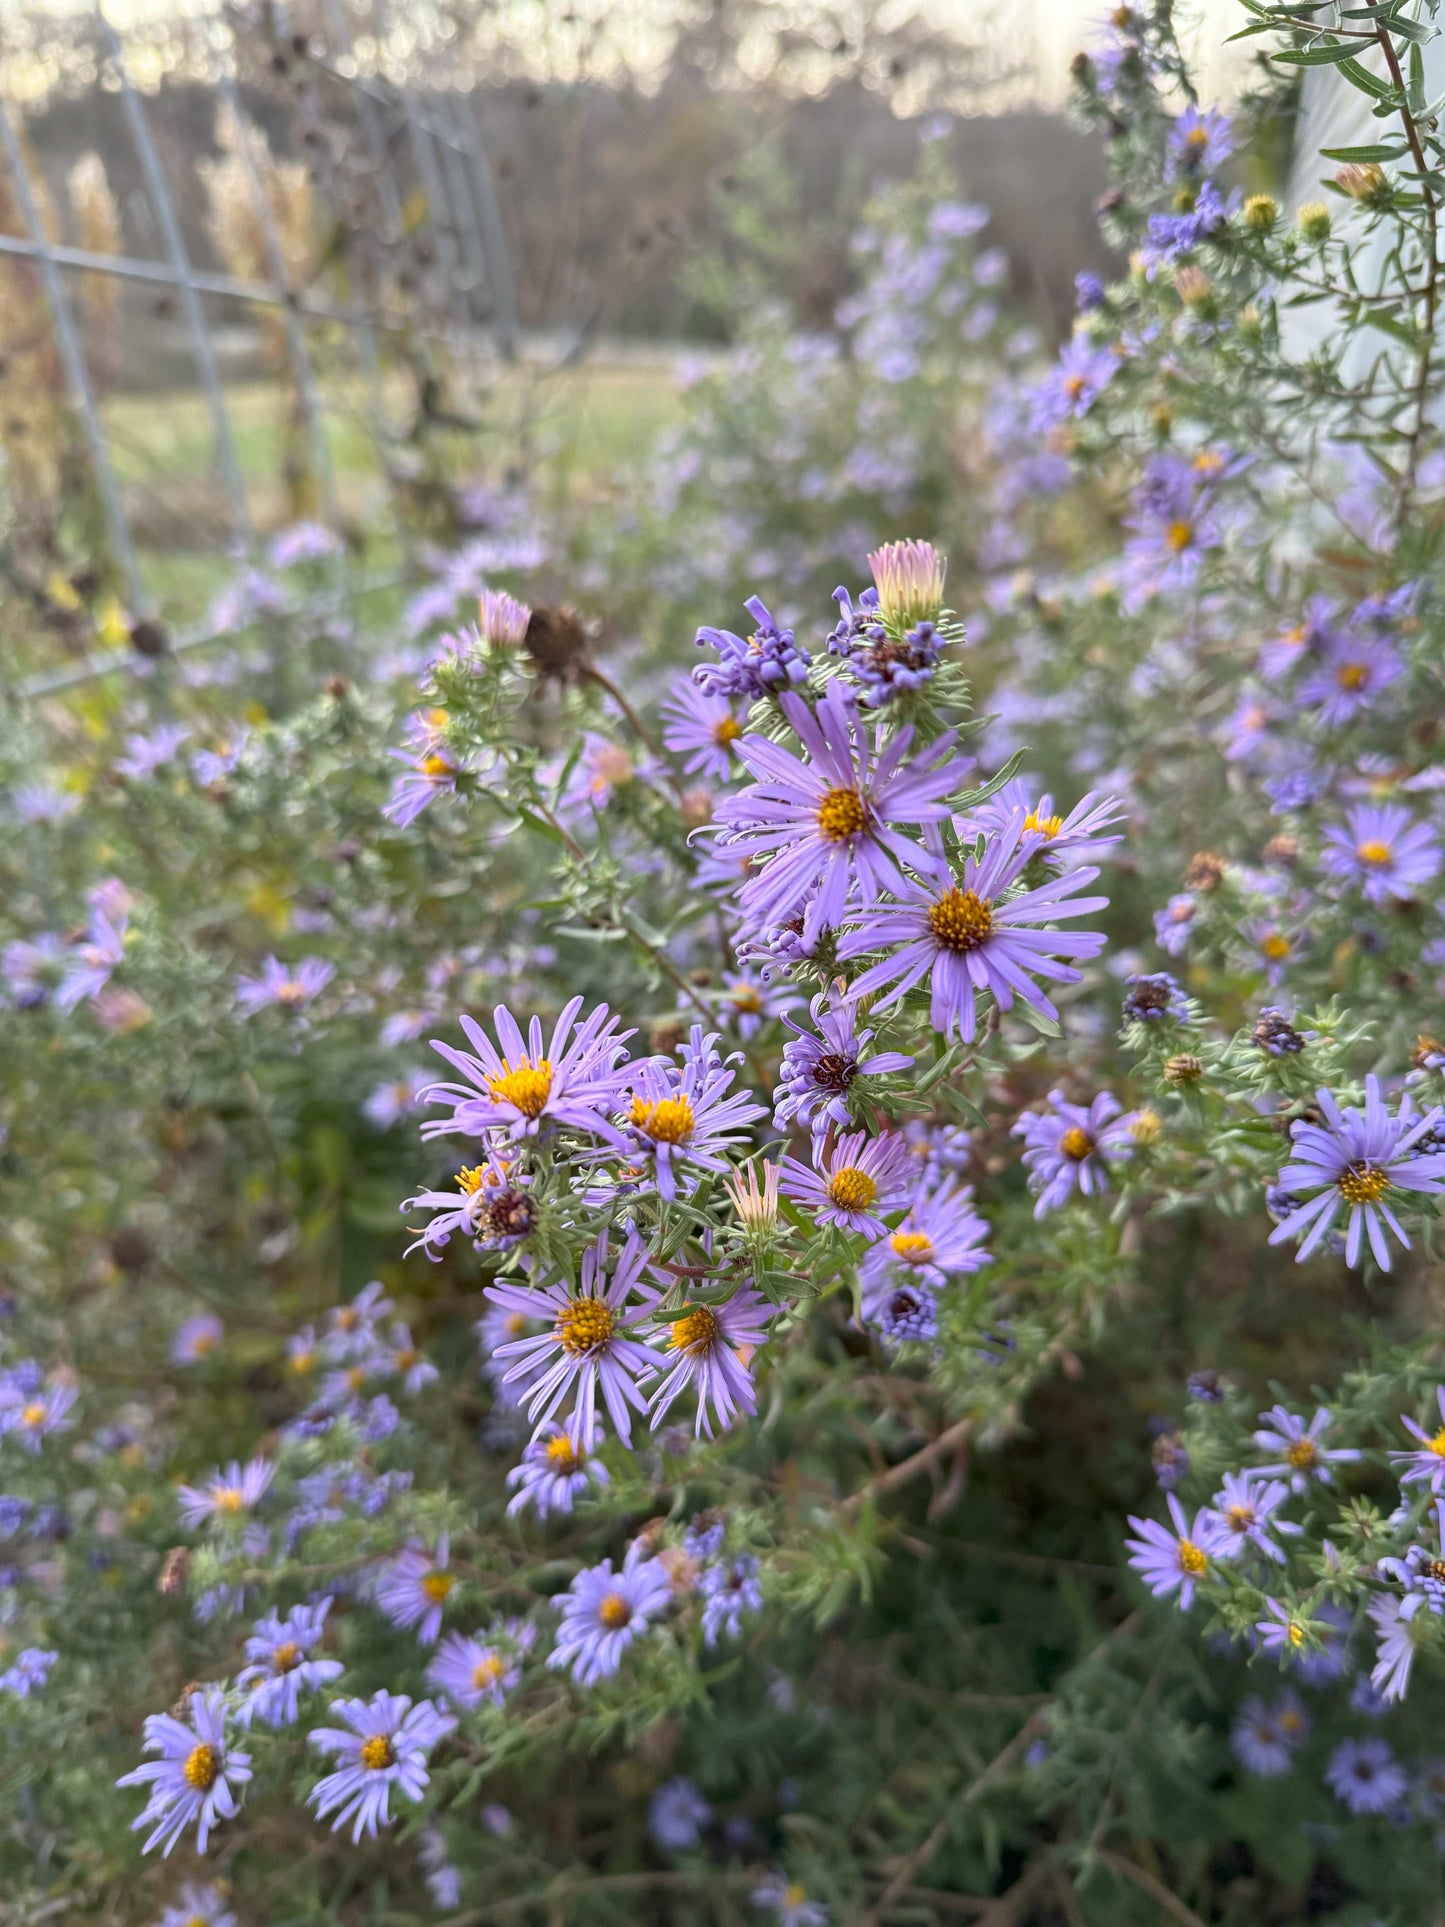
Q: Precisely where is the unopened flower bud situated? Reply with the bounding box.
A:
[1243,193,1277,232]
[1297,201,1331,242]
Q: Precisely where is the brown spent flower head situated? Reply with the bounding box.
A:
[1185,852,1226,892]
[523,605,590,683]
[158,1546,192,1596]
[1263,834,1300,868]
[1165,1053,1204,1086]
[1173,265,1213,311]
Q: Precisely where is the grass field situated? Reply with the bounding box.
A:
[95,350,689,617]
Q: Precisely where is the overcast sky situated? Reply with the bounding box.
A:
[933,0,1248,105]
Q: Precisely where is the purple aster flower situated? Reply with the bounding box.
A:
[1075,270,1106,310]
[234,956,335,1015]
[323,1281,393,1362]
[614,1026,766,1203]
[363,1070,429,1130]
[420,1826,462,1908]
[476,587,531,650]
[3,932,66,1007]
[117,1687,251,1857]
[1377,1506,1445,1617]
[191,734,249,787]
[380,1322,438,1396]
[1297,633,1402,728]
[647,1283,771,1439]
[1124,1493,1211,1607]
[236,1598,342,1727]
[1222,692,1277,764]
[1268,1076,1445,1271]
[1321,803,1440,903]
[0,1647,56,1695]
[1253,1405,1360,1491]
[1231,1690,1309,1776]
[171,1312,224,1365]
[269,519,340,567]
[1141,180,1234,274]
[858,1178,991,1318]
[1153,892,1196,956]
[700,1552,763,1645]
[1168,105,1233,177]
[11,783,80,824]
[549,1539,673,1687]
[1325,1737,1407,1816]
[421,996,632,1143]
[0,1379,77,1452]
[716,681,971,947]
[662,676,746,782]
[840,816,1108,1042]
[1199,1471,1295,1563]
[1254,1597,1320,1660]
[1259,596,1339,681]
[773,986,913,1136]
[752,1874,828,1926]
[557,734,642,817]
[55,905,128,1013]
[1013,1089,1138,1217]
[1028,334,1118,431]
[1292,1600,1353,1685]
[176,1459,275,1530]
[114,723,190,781]
[404,1157,537,1261]
[961,779,1125,871]
[827,579,946,710]
[1370,1593,1424,1702]
[383,736,460,829]
[1121,451,1224,605]
[427,1630,521,1711]
[1121,972,1189,1025]
[307,1692,456,1842]
[486,1226,658,1447]
[650,1775,711,1852]
[872,1277,941,1344]
[506,1421,609,1519]
[718,971,798,1042]
[1392,1386,1445,1492]
[375,1536,455,1645]
[778,1130,914,1240]
[157,1882,236,1927]
[694,595,811,702]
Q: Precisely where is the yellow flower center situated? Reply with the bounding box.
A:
[1023,809,1065,837]
[598,1592,632,1630]
[1429,1428,1445,1459]
[1338,1162,1390,1204]
[927,887,993,952]
[1063,374,1087,400]
[1224,1504,1255,1531]
[272,1641,303,1674]
[826,1166,878,1211]
[472,1653,505,1690]
[505,1312,528,1337]
[1166,520,1194,552]
[889,1230,934,1264]
[1285,1438,1317,1470]
[20,1402,47,1429]
[1059,1126,1094,1161]
[183,1742,220,1790]
[360,1733,395,1771]
[629,1094,696,1145]
[1336,662,1368,691]
[1356,839,1392,866]
[421,753,451,777]
[290,1348,316,1374]
[1285,1620,1304,1646]
[816,786,868,842]
[421,1571,453,1604]
[1177,1540,1207,1576]
[546,1434,581,1470]
[713,716,742,746]
[670,1305,720,1353]
[1279,1707,1304,1731]
[458,1165,487,1194]
[785,1887,809,1909]
[1261,933,1290,961]
[213,1486,245,1515]
[486,1059,554,1118]
[556,1297,615,1356]
[730,984,764,1013]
